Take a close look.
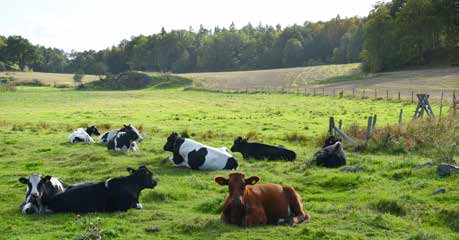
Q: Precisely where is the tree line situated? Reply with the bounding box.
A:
[0,0,457,74]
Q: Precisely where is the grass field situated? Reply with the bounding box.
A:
[0,72,99,86]
[0,86,457,240]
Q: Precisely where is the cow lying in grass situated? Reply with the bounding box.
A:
[107,124,143,151]
[68,126,100,144]
[312,136,346,168]
[99,125,129,144]
[163,132,238,170]
[43,166,157,213]
[230,137,296,161]
[19,174,68,214]
[215,173,309,226]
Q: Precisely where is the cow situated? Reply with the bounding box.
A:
[99,125,130,144]
[163,132,238,171]
[43,166,157,213]
[230,137,296,161]
[312,140,346,168]
[18,174,68,214]
[214,173,309,227]
[68,126,101,144]
[107,124,143,151]
[322,135,342,148]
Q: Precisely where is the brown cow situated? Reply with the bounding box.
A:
[214,173,310,226]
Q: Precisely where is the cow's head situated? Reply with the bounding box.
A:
[19,174,53,214]
[230,137,248,152]
[323,136,341,148]
[86,126,101,136]
[123,124,143,142]
[215,173,259,206]
[163,132,179,151]
[127,165,157,189]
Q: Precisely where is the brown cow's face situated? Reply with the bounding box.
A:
[215,173,260,206]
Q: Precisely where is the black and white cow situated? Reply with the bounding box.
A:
[43,166,157,213]
[163,132,238,170]
[322,136,342,148]
[68,126,101,144]
[230,137,296,161]
[107,124,143,151]
[312,140,346,168]
[99,125,130,144]
[18,174,68,214]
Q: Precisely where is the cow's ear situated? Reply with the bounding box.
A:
[245,176,260,185]
[127,167,136,174]
[242,138,248,143]
[19,177,28,184]
[214,176,229,186]
[43,176,52,182]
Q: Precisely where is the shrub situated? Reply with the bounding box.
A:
[80,72,153,90]
[73,71,85,86]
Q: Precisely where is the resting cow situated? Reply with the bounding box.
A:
[68,126,100,144]
[163,132,238,170]
[230,137,296,161]
[43,166,157,213]
[99,125,129,144]
[19,174,68,214]
[312,137,346,168]
[215,173,309,226]
[107,124,143,151]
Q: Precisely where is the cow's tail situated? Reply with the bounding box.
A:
[283,186,310,225]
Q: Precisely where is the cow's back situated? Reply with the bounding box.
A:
[246,184,290,223]
[179,139,234,170]
[45,182,109,213]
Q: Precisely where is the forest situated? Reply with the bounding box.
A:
[0,0,457,74]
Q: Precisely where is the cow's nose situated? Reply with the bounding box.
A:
[25,207,35,214]
[31,193,39,198]
[138,138,143,142]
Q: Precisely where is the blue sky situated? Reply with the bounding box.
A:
[0,0,375,52]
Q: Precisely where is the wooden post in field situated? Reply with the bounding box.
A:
[411,91,414,103]
[338,119,342,130]
[372,114,377,129]
[352,88,355,98]
[333,88,335,97]
[365,116,373,146]
[399,109,403,125]
[439,91,444,118]
[453,90,457,116]
[304,88,307,95]
[328,117,335,136]
[386,90,389,100]
[363,89,366,99]
[398,92,401,101]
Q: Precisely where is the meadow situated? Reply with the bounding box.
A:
[0,87,458,240]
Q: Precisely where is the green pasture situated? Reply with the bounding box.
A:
[0,87,457,239]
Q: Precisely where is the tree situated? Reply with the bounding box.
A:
[73,71,84,86]
[5,36,37,71]
[282,38,304,67]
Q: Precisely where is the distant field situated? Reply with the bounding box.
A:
[0,72,99,86]
[179,63,361,89]
[179,65,459,102]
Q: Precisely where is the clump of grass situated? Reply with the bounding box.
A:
[180,129,191,138]
[408,231,439,240]
[201,130,217,140]
[245,130,259,140]
[195,197,225,214]
[372,199,406,216]
[284,131,309,145]
[177,218,221,234]
[439,208,459,231]
[98,123,112,131]
[75,215,119,240]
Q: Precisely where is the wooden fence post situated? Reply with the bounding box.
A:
[333,88,335,97]
[352,88,355,98]
[411,91,414,103]
[338,119,342,130]
[363,89,366,99]
[304,88,307,95]
[399,109,403,125]
[439,91,444,118]
[329,117,335,136]
[365,116,373,146]
[398,92,401,101]
[372,114,377,129]
[453,90,457,116]
[386,90,389,100]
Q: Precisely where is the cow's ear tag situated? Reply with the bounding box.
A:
[246,176,260,185]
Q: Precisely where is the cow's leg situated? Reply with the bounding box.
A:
[243,208,268,226]
[283,186,310,225]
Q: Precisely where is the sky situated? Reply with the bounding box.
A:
[0,0,376,52]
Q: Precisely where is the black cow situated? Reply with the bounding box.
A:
[230,137,296,161]
[163,132,238,170]
[107,124,143,151]
[43,166,157,213]
[19,174,68,214]
[312,141,346,168]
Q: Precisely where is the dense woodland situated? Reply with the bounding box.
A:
[0,0,457,74]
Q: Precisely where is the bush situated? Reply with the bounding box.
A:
[80,72,152,90]
[73,71,85,86]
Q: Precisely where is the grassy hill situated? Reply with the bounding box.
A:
[0,87,457,239]
[0,71,99,86]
